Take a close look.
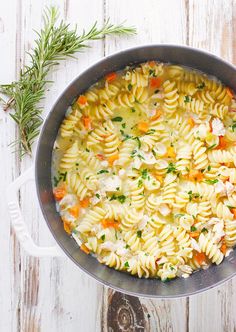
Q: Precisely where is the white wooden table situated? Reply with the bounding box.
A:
[1,0,236,331]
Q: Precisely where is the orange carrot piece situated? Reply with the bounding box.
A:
[101,219,119,229]
[189,231,200,238]
[68,205,80,218]
[151,109,162,121]
[108,154,119,166]
[53,186,66,201]
[106,72,117,82]
[150,77,162,88]
[148,61,156,67]
[226,87,233,98]
[188,170,204,182]
[194,252,207,265]
[80,243,90,254]
[81,115,91,129]
[220,243,227,255]
[80,197,90,208]
[188,118,195,128]
[218,136,229,150]
[96,154,105,160]
[230,208,236,218]
[63,220,72,234]
[77,95,87,105]
[137,121,149,133]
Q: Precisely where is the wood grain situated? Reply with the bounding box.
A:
[1,0,236,331]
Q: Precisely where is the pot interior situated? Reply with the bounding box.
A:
[36,45,236,298]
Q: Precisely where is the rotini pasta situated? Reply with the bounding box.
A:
[52,61,236,282]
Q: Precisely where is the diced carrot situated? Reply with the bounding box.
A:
[82,115,91,130]
[188,118,195,128]
[189,231,200,238]
[226,87,234,98]
[165,146,176,158]
[148,61,156,68]
[53,186,66,201]
[108,154,119,166]
[105,72,117,83]
[220,243,227,255]
[188,169,204,182]
[77,95,87,105]
[80,243,90,254]
[151,109,162,121]
[194,252,207,265]
[150,77,162,88]
[218,136,229,150]
[137,121,149,133]
[96,154,105,160]
[68,205,80,218]
[154,174,163,183]
[230,208,236,218]
[63,220,72,234]
[101,218,119,229]
[209,119,213,132]
[80,197,90,208]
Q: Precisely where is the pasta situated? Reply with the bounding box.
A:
[52,61,236,281]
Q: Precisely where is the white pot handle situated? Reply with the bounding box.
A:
[7,166,64,257]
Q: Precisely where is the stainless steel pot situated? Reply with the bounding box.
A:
[35,45,236,298]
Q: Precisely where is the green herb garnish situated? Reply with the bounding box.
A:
[128,83,132,91]
[141,168,148,179]
[206,144,216,151]
[232,122,236,132]
[197,82,206,90]
[201,227,208,233]
[205,179,218,185]
[101,234,105,241]
[112,116,123,122]
[133,136,141,149]
[95,193,100,199]
[191,226,197,232]
[188,191,200,201]
[137,230,142,238]
[166,162,177,174]
[184,95,191,103]
[124,261,129,268]
[97,169,109,174]
[121,123,126,128]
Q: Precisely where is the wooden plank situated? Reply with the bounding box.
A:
[12,0,104,331]
[0,0,21,331]
[102,1,189,331]
[188,1,236,331]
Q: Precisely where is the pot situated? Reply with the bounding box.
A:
[9,45,236,298]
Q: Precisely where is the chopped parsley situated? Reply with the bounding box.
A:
[205,179,218,185]
[166,162,177,174]
[85,148,90,152]
[133,136,141,149]
[188,191,200,201]
[197,82,206,90]
[206,144,216,151]
[101,234,105,241]
[95,193,100,199]
[201,227,208,233]
[146,128,156,135]
[149,69,157,77]
[120,129,124,135]
[170,266,175,271]
[138,179,143,187]
[137,153,145,160]
[112,116,123,122]
[175,213,185,218]
[152,149,156,157]
[131,108,136,112]
[128,83,132,91]
[124,261,129,268]
[125,244,130,249]
[232,122,236,132]
[154,89,160,94]
[110,194,126,203]
[191,226,197,232]
[141,168,148,179]
[137,230,142,238]
[53,171,67,187]
[97,169,109,174]
[184,95,191,103]
[207,165,211,171]
[121,122,126,128]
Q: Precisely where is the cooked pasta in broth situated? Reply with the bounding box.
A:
[52,61,236,281]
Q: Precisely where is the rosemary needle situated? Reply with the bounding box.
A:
[0,6,136,157]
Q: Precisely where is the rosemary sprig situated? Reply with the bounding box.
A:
[0,7,136,157]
